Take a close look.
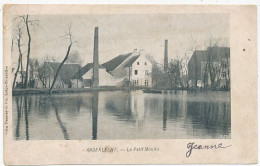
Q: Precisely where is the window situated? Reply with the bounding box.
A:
[133,80,139,86]
[145,80,148,86]
[135,70,138,75]
[137,62,139,65]
[145,70,148,76]
[222,72,226,79]
[145,62,147,65]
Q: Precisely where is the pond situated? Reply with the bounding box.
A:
[12,90,231,140]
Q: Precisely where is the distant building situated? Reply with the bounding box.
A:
[102,49,153,87]
[40,62,81,88]
[188,46,230,88]
[71,63,121,88]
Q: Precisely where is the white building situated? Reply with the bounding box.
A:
[71,63,121,88]
[102,49,153,87]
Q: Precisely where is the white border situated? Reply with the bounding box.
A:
[0,1,259,166]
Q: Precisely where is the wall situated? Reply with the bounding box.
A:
[130,55,152,87]
[81,68,123,87]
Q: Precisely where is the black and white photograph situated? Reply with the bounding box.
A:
[3,4,258,165]
[11,14,231,140]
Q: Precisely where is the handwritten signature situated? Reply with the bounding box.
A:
[186,142,231,157]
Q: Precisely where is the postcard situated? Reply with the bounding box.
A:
[3,5,257,165]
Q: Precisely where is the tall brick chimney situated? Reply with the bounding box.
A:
[93,27,99,87]
[164,40,168,71]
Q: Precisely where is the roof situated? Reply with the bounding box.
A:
[207,46,230,61]
[124,55,140,67]
[71,63,105,79]
[102,53,132,71]
[145,55,157,65]
[44,62,81,84]
[189,47,230,64]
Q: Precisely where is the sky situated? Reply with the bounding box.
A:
[12,14,229,66]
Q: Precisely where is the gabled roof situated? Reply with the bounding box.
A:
[71,63,105,80]
[102,53,132,71]
[44,62,81,84]
[207,46,230,62]
[124,55,140,67]
[189,47,230,66]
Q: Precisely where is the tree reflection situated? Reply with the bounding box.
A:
[24,96,32,140]
[12,91,231,140]
[187,101,231,137]
[15,96,22,140]
[52,101,70,140]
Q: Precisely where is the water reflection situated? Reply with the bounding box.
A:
[14,96,22,140]
[163,99,168,130]
[13,90,231,140]
[52,103,70,140]
[92,91,98,140]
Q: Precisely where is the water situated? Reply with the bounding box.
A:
[12,90,231,140]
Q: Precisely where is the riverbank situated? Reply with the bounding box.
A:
[12,86,230,96]
[12,87,125,96]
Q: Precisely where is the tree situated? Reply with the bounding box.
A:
[224,52,230,89]
[168,59,182,90]
[182,53,190,88]
[21,15,39,88]
[13,25,24,88]
[152,63,164,88]
[188,34,200,88]
[204,38,219,89]
[67,51,82,64]
[49,24,76,93]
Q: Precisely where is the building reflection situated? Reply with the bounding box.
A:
[187,101,231,136]
[105,91,146,127]
[105,92,134,122]
[13,90,231,140]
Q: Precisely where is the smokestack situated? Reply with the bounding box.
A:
[93,27,99,87]
[164,40,168,71]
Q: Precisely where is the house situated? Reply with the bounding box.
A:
[102,49,153,87]
[71,63,121,88]
[40,62,81,88]
[188,46,230,88]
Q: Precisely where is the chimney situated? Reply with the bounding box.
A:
[93,27,99,88]
[164,40,168,71]
[139,49,145,56]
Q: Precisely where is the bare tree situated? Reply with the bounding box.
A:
[37,66,47,88]
[152,63,164,88]
[13,26,24,88]
[21,15,39,88]
[168,58,182,90]
[49,24,75,93]
[189,34,200,88]
[182,53,189,88]
[204,38,219,89]
[224,52,230,89]
[67,51,82,64]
